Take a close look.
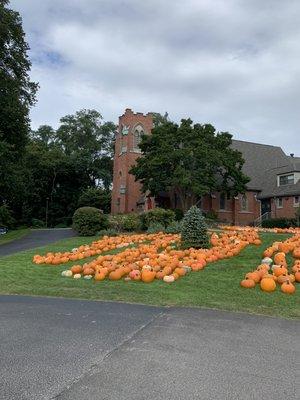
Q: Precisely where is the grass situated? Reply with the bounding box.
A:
[0,228,30,245]
[0,232,299,319]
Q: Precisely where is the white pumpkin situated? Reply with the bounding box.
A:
[163,275,175,283]
[84,275,93,279]
[73,273,81,279]
[64,270,73,277]
[261,257,273,266]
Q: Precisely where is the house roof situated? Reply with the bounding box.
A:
[231,140,300,198]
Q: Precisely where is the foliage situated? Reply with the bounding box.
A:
[78,187,111,214]
[181,206,209,249]
[146,222,165,233]
[108,213,141,232]
[204,209,218,220]
[262,218,296,229]
[0,205,15,228]
[173,208,184,221]
[72,207,108,236]
[97,228,118,237]
[0,0,38,219]
[165,220,182,234]
[139,208,175,230]
[130,119,249,211]
[122,213,142,231]
[31,218,45,228]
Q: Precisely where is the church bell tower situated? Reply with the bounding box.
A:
[111,109,153,214]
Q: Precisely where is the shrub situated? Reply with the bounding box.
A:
[0,205,15,228]
[108,213,141,232]
[204,209,218,220]
[97,228,118,237]
[262,218,296,229]
[122,213,142,231]
[165,220,182,234]
[31,218,45,228]
[72,207,108,236]
[146,222,165,234]
[181,206,209,249]
[173,208,184,221]
[139,208,175,230]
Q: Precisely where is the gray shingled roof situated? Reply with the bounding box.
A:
[231,140,300,198]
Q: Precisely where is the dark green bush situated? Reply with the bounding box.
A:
[165,220,182,234]
[173,208,184,221]
[31,218,45,228]
[262,218,296,229]
[181,206,209,249]
[139,208,175,230]
[72,207,108,236]
[146,222,165,234]
[0,205,15,228]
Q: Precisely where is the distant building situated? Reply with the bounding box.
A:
[111,109,300,225]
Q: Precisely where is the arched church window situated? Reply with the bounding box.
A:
[133,125,144,150]
[241,194,248,211]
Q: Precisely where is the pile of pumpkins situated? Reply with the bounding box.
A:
[59,229,261,284]
[33,232,179,266]
[224,225,300,235]
[240,234,300,294]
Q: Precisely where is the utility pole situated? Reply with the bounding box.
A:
[45,197,49,228]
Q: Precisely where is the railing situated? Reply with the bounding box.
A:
[253,212,272,227]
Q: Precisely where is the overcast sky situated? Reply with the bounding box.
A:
[11,0,299,154]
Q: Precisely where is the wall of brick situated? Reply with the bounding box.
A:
[270,196,299,219]
[111,109,153,214]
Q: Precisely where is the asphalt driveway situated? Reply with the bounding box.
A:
[0,295,299,400]
[0,229,75,257]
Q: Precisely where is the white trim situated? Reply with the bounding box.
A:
[276,197,283,208]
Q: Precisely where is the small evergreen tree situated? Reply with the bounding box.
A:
[181,206,209,249]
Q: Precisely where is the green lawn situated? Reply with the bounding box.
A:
[0,228,30,245]
[0,232,299,319]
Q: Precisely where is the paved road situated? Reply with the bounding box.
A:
[0,229,76,257]
[1,296,299,400]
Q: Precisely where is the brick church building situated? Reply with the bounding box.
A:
[111,109,300,225]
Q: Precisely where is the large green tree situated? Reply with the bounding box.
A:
[0,0,38,209]
[130,119,250,211]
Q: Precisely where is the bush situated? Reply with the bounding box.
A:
[165,220,182,234]
[181,206,209,249]
[122,213,142,231]
[204,209,218,220]
[108,213,141,232]
[97,228,118,237]
[146,222,165,234]
[72,207,108,236]
[139,208,175,230]
[31,218,45,228]
[262,218,296,229]
[173,208,184,221]
[0,205,15,228]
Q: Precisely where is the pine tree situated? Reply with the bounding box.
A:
[181,206,209,249]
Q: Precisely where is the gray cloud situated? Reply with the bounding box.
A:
[10,0,300,154]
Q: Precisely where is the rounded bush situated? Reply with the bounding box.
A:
[72,207,108,236]
[139,208,175,230]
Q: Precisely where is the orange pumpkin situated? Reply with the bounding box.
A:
[295,271,300,282]
[141,269,156,283]
[260,277,276,292]
[281,281,296,294]
[71,265,82,274]
[245,271,261,283]
[240,278,255,288]
[94,272,106,281]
